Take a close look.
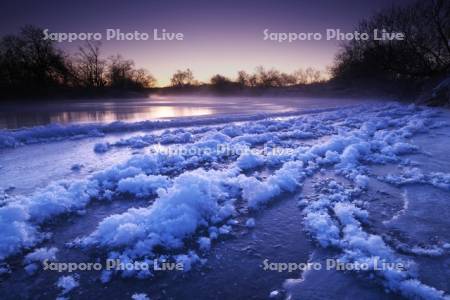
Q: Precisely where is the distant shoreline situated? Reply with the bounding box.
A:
[0,80,415,102]
[1,75,448,108]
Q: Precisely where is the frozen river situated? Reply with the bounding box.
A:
[0,97,449,300]
[0,95,372,129]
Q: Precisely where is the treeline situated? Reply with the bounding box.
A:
[2,0,449,101]
[218,66,326,88]
[0,25,327,99]
[170,66,326,90]
[0,26,156,98]
[332,0,450,82]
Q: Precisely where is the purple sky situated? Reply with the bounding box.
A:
[0,0,415,86]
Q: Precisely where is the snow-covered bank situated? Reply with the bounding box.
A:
[0,102,449,299]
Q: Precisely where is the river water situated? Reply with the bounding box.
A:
[0,95,369,129]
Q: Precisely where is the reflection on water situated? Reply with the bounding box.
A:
[0,95,361,129]
[0,98,217,129]
[48,106,214,124]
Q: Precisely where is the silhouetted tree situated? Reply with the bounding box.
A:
[210,74,229,85]
[237,70,251,87]
[255,66,282,87]
[293,68,308,84]
[0,26,160,98]
[332,0,450,81]
[170,68,195,87]
[75,41,106,88]
[210,74,236,91]
[0,25,71,95]
[133,68,157,88]
[234,67,325,88]
[106,55,135,88]
[280,72,297,86]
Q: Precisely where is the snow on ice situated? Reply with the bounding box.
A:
[56,274,79,295]
[0,102,449,299]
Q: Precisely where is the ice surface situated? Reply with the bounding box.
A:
[0,102,449,299]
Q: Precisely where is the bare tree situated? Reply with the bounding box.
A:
[313,71,322,82]
[280,72,297,86]
[107,55,135,88]
[75,41,106,88]
[255,66,283,87]
[293,67,323,84]
[237,70,250,87]
[210,74,231,85]
[0,25,70,92]
[133,68,157,88]
[170,68,195,87]
[332,0,450,80]
[294,68,308,84]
